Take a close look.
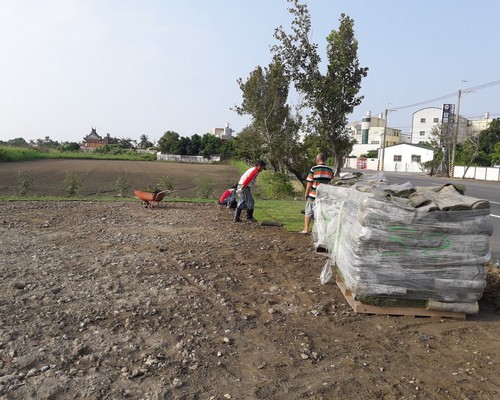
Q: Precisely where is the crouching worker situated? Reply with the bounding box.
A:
[234,160,266,223]
[218,185,237,209]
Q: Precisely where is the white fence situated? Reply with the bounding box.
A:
[156,153,221,164]
[345,157,500,182]
[454,166,500,182]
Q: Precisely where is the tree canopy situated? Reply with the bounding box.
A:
[234,60,307,182]
[272,0,368,174]
[157,131,225,158]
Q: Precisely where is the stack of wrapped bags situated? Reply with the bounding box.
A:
[314,173,493,314]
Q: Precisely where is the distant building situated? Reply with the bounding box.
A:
[346,107,493,171]
[82,127,118,149]
[348,111,402,157]
[212,123,234,140]
[466,113,492,136]
[380,143,434,172]
[410,106,485,145]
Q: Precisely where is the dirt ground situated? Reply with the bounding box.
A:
[1,160,500,399]
[0,159,242,198]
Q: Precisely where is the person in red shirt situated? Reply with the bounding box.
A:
[234,160,266,222]
[218,185,237,208]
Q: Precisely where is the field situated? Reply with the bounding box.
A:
[0,159,500,399]
[0,159,241,198]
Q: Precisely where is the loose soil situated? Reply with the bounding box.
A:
[0,159,242,198]
[1,160,500,399]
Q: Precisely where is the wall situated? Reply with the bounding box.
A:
[454,166,500,182]
[157,153,221,163]
[345,157,379,170]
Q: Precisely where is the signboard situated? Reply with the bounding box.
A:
[442,104,455,125]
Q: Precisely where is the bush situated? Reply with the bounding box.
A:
[157,176,174,190]
[64,171,82,197]
[257,171,296,200]
[196,176,215,199]
[114,175,130,197]
[16,171,34,196]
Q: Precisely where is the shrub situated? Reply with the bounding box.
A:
[114,175,130,197]
[257,171,296,200]
[157,176,174,190]
[64,171,82,197]
[140,185,156,192]
[196,176,215,199]
[16,171,34,196]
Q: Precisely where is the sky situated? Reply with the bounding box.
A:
[1,0,499,145]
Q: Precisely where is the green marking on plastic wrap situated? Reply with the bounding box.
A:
[318,214,337,243]
[381,226,415,256]
[381,226,451,258]
[421,232,451,256]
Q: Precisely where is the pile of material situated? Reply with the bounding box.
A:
[314,173,493,314]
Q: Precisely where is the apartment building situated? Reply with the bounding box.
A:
[348,111,402,157]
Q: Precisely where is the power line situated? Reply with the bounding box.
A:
[390,79,500,111]
[466,80,500,91]
[466,111,500,120]
[392,92,456,111]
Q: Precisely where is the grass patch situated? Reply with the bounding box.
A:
[0,146,156,162]
[254,199,304,232]
[0,146,49,161]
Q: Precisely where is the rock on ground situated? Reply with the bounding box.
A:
[0,201,499,399]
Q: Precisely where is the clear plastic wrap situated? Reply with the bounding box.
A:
[314,178,493,307]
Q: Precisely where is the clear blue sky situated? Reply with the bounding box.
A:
[1,0,499,144]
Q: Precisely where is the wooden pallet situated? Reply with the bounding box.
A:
[336,279,466,320]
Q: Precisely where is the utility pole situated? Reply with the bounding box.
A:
[379,108,389,171]
[450,80,467,177]
[379,107,395,171]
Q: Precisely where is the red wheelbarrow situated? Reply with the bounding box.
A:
[133,189,170,208]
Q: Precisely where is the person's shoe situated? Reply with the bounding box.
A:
[234,208,243,223]
[247,209,257,222]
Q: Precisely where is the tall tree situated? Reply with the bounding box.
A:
[457,135,482,178]
[478,118,500,165]
[36,136,60,148]
[158,131,180,153]
[139,134,153,149]
[177,137,192,155]
[491,142,500,166]
[6,138,29,147]
[273,0,368,174]
[118,138,134,149]
[234,60,307,182]
[429,122,454,176]
[233,126,265,164]
[188,134,202,155]
[200,133,222,158]
[234,61,288,168]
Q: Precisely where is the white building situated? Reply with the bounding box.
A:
[380,143,434,172]
[348,111,402,157]
[411,108,442,144]
[212,123,234,140]
[411,106,473,145]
